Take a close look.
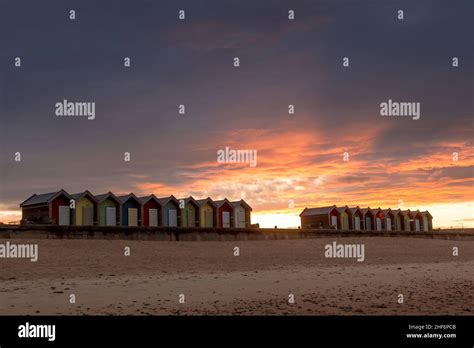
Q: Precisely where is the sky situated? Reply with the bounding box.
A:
[0,0,473,228]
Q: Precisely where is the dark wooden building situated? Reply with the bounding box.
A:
[20,189,72,225]
[299,205,340,229]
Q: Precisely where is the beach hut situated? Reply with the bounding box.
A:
[420,211,433,231]
[390,209,403,231]
[299,205,340,229]
[400,210,412,231]
[139,194,162,227]
[214,199,234,228]
[20,189,72,225]
[196,197,217,228]
[231,200,252,228]
[410,210,422,232]
[373,207,384,231]
[158,195,180,227]
[95,192,121,226]
[382,209,395,231]
[360,208,375,231]
[336,206,351,230]
[70,190,98,226]
[179,196,200,227]
[118,193,142,226]
[348,206,363,230]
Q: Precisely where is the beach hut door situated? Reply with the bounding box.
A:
[238,210,246,228]
[365,217,372,231]
[354,216,361,230]
[205,211,213,227]
[187,210,195,227]
[106,207,116,226]
[169,209,177,227]
[223,211,230,228]
[415,219,420,231]
[58,206,70,226]
[423,217,428,231]
[331,216,338,229]
[128,208,138,226]
[83,206,94,226]
[149,209,158,227]
[376,218,382,231]
[386,217,392,231]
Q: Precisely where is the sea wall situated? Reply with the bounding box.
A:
[0,224,473,241]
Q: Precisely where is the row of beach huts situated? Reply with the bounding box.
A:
[19,189,252,228]
[300,205,433,232]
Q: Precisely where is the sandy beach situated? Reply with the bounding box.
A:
[0,237,472,315]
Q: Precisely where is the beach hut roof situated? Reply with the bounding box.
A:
[214,198,233,208]
[299,205,337,217]
[20,189,71,207]
[347,206,361,214]
[196,197,217,208]
[359,207,372,214]
[420,210,433,218]
[336,205,350,213]
[231,199,252,211]
[179,196,199,207]
[138,194,162,205]
[70,190,98,203]
[410,209,421,217]
[117,193,141,204]
[157,195,179,206]
[94,192,121,204]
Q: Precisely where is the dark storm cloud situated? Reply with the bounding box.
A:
[0,0,472,212]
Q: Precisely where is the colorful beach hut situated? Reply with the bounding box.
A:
[420,211,433,231]
[139,194,162,227]
[118,193,142,226]
[373,207,384,231]
[299,205,340,229]
[196,197,217,228]
[348,206,363,230]
[231,200,252,228]
[95,192,121,226]
[70,190,98,226]
[400,210,412,231]
[158,195,180,227]
[382,208,395,231]
[214,199,234,228]
[179,196,200,227]
[336,206,351,230]
[360,208,375,231]
[20,189,72,225]
[410,210,423,232]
